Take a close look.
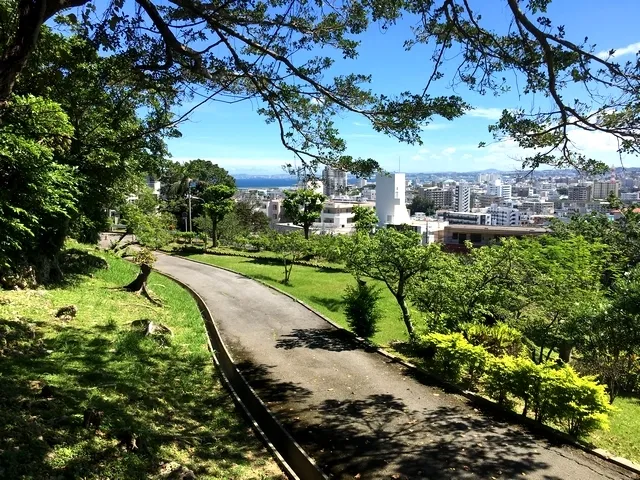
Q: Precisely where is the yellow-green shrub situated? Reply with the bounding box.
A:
[463,322,526,357]
[418,332,489,388]
[417,332,612,436]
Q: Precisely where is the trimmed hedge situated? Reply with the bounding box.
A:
[417,332,612,436]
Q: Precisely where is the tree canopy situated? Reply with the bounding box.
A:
[2,0,639,176]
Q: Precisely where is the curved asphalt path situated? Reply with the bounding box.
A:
[154,253,638,480]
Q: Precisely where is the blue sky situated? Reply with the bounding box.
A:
[166,0,640,175]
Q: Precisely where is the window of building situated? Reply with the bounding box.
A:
[386,214,392,223]
[324,218,334,223]
[470,233,482,243]
[452,232,459,239]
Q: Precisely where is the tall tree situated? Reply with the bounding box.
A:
[409,196,436,216]
[282,189,326,240]
[9,23,176,243]
[348,228,441,337]
[0,95,76,285]
[202,184,236,248]
[160,160,236,230]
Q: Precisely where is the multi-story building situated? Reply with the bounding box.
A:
[521,200,555,214]
[454,184,471,213]
[568,184,592,201]
[442,211,491,225]
[487,179,512,200]
[592,180,620,200]
[621,192,640,201]
[259,198,284,223]
[421,187,454,209]
[314,201,375,234]
[487,204,521,226]
[376,172,411,226]
[321,166,348,197]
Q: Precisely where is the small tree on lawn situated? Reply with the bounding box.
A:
[202,184,236,248]
[347,228,440,338]
[352,205,379,234]
[343,278,382,340]
[268,232,309,284]
[282,189,326,240]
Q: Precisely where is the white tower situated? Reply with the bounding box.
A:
[375,172,411,227]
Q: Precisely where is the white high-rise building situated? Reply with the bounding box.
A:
[454,184,471,213]
[487,204,521,226]
[322,166,348,197]
[375,172,411,227]
[487,179,512,200]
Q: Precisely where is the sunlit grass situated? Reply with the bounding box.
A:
[185,253,412,347]
[0,243,283,480]
[588,396,640,464]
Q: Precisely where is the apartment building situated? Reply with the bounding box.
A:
[487,204,521,226]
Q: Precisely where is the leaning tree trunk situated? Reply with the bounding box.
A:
[558,341,574,363]
[124,263,152,292]
[123,263,160,305]
[398,295,414,338]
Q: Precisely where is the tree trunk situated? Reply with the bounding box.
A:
[211,220,218,248]
[124,264,152,292]
[397,295,414,337]
[303,224,310,240]
[0,0,48,102]
[558,341,573,363]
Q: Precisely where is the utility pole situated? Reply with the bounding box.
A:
[187,178,193,232]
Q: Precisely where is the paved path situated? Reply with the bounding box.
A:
[154,253,638,480]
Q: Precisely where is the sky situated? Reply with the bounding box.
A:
[164,0,640,175]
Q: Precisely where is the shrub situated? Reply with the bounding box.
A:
[463,322,525,357]
[418,332,612,436]
[418,332,489,388]
[537,364,612,436]
[343,279,382,339]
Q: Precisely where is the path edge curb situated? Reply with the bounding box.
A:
[152,267,330,480]
[175,253,640,477]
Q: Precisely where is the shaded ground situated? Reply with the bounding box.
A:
[154,253,639,480]
[0,245,283,480]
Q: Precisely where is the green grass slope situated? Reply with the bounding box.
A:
[0,244,283,480]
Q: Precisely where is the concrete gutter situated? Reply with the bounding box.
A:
[152,268,329,480]
[173,253,640,478]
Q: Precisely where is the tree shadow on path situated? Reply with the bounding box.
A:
[234,356,564,480]
[275,327,359,352]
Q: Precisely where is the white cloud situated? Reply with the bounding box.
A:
[467,107,504,120]
[442,147,457,155]
[411,154,423,161]
[597,41,640,59]
[353,121,368,127]
[418,148,430,154]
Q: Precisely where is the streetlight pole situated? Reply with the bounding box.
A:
[187,178,192,233]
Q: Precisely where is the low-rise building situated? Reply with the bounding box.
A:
[443,225,549,248]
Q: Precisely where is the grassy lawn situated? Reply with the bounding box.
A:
[184,251,640,466]
[589,396,640,464]
[185,252,410,346]
[0,244,283,480]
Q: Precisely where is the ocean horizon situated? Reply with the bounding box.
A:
[234,177,298,189]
